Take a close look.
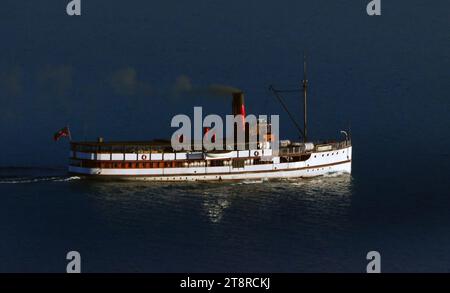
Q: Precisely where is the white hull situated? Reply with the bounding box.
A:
[69,146,352,181]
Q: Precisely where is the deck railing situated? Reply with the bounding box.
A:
[279,140,351,156]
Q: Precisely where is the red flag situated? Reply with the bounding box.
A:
[54,126,71,141]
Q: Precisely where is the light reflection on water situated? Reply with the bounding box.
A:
[84,174,354,225]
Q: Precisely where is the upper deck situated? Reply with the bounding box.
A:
[70,139,173,153]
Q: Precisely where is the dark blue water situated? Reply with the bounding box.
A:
[0,1,449,272]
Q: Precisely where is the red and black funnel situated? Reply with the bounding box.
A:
[232,92,246,117]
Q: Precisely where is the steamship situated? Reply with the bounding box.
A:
[68,64,352,181]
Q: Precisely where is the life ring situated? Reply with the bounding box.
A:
[141,154,148,160]
[254,151,259,157]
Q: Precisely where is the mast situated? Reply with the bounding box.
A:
[302,54,308,142]
[269,53,309,142]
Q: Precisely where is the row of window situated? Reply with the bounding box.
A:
[307,166,332,172]
[70,158,272,169]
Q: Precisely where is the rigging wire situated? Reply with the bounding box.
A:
[269,85,305,140]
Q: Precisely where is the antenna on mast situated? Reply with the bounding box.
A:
[302,52,308,143]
